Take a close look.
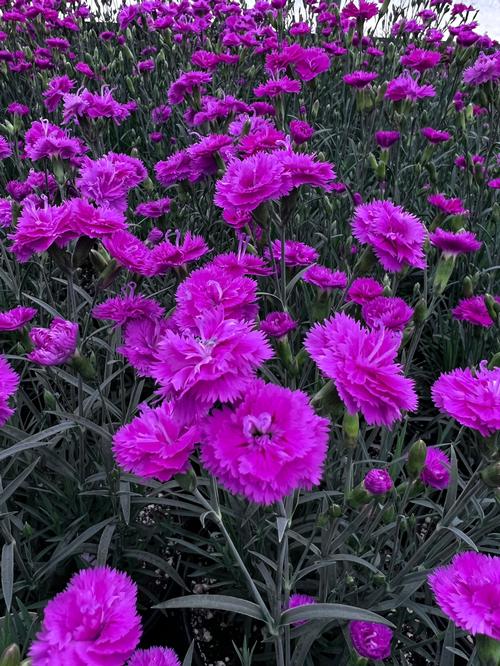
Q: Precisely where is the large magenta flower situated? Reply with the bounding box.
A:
[361,296,413,332]
[201,379,329,504]
[28,318,78,366]
[128,647,181,666]
[93,287,165,328]
[29,567,141,665]
[118,319,170,376]
[352,200,426,272]
[429,552,500,639]
[452,296,498,328]
[385,74,435,102]
[305,313,417,426]
[420,447,451,489]
[0,306,37,331]
[430,229,481,256]
[0,356,20,426]
[432,363,500,436]
[349,621,393,660]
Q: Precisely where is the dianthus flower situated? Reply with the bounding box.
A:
[305,313,417,426]
[24,120,86,161]
[293,47,330,81]
[428,552,500,639]
[68,198,127,238]
[452,296,498,328]
[128,647,181,666]
[430,228,481,256]
[385,74,436,102]
[265,240,319,268]
[29,567,141,665]
[364,469,393,495]
[211,251,272,277]
[151,308,272,421]
[302,265,347,291]
[0,198,12,227]
[286,594,317,626]
[420,447,450,489]
[93,287,164,328]
[155,150,193,187]
[102,230,155,277]
[289,120,314,145]
[0,356,20,427]
[254,76,301,98]
[63,88,135,125]
[201,378,329,504]
[347,278,384,304]
[7,102,29,116]
[113,402,200,482]
[188,133,234,179]
[362,296,413,332]
[77,153,147,212]
[421,127,451,144]
[43,75,75,111]
[343,70,378,88]
[432,363,500,436]
[28,318,78,366]
[341,0,378,21]
[400,48,441,72]
[118,319,170,376]
[278,151,337,192]
[463,51,500,86]
[0,306,37,331]
[167,71,212,105]
[151,105,172,124]
[134,199,171,220]
[427,193,469,216]
[349,621,393,660]
[260,311,297,338]
[352,200,426,271]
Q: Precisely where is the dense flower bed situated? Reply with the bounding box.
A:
[0,0,499,663]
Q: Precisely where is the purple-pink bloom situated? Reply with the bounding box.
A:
[155,150,193,188]
[43,75,75,111]
[432,362,500,436]
[128,647,181,666]
[463,51,500,86]
[135,198,172,219]
[68,198,127,238]
[349,621,393,660]
[278,151,337,192]
[254,76,301,98]
[211,252,272,278]
[305,313,417,426]
[0,198,12,228]
[421,127,451,144]
[352,200,427,272]
[286,594,317,626]
[150,232,209,274]
[0,356,20,426]
[118,319,170,377]
[93,287,165,328]
[364,469,393,495]
[385,74,436,102]
[428,552,500,639]
[29,567,141,665]
[430,228,481,256]
[28,318,78,366]
[113,402,200,482]
[24,121,85,161]
[167,71,212,105]
[260,311,297,338]
[452,296,498,328]
[400,48,441,72]
[289,120,314,145]
[347,278,384,305]
[200,378,329,504]
[427,194,469,217]
[102,231,155,277]
[293,47,330,81]
[302,265,348,291]
[362,296,413,332]
[420,447,451,489]
[265,240,319,268]
[0,306,37,331]
[341,0,378,21]
[343,70,378,88]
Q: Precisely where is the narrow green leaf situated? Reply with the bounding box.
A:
[182,641,195,666]
[0,423,76,462]
[281,603,394,627]
[154,594,265,621]
[0,458,40,506]
[1,542,14,612]
[295,554,382,582]
[96,524,116,566]
[124,550,187,591]
[443,526,478,551]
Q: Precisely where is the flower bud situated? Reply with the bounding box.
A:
[347,484,371,508]
[311,99,320,119]
[476,634,500,666]
[463,276,474,298]
[433,255,455,294]
[406,440,427,479]
[481,462,500,488]
[368,152,378,173]
[343,411,359,449]
[0,644,21,666]
[72,353,96,382]
[175,467,197,492]
[73,236,94,268]
[484,295,499,326]
[43,389,57,411]
[413,298,428,324]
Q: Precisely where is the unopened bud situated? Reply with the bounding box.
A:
[481,462,500,488]
[347,484,371,508]
[463,276,474,298]
[406,440,427,479]
[476,634,500,666]
[343,411,359,449]
[484,295,499,325]
[175,467,197,492]
[413,298,428,324]
[433,255,455,294]
[0,644,21,666]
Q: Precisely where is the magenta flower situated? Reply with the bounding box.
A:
[364,469,393,495]
[341,0,378,21]
[400,48,441,72]
[420,447,451,489]
[427,194,469,217]
[289,120,314,145]
[7,102,29,116]
[463,51,500,86]
[362,296,413,332]
[352,200,426,272]
[9,200,73,263]
[260,311,297,338]
[68,198,127,238]
[0,356,20,427]
[151,308,273,421]
[43,74,75,111]
[347,278,384,305]
[349,621,393,660]
[93,287,165,328]
[432,363,500,436]
[155,150,193,187]
[211,252,272,278]
[488,178,500,190]
[305,313,417,426]
[343,70,378,88]
[429,552,500,639]
[201,378,329,504]
[421,127,451,144]
[0,198,12,228]
[266,240,319,268]
[28,318,78,366]
[29,567,141,665]
[150,232,209,274]
[254,76,301,98]
[286,594,317,626]
[168,71,212,105]
[118,319,170,377]
[24,120,86,161]
[385,74,436,102]
[0,306,37,331]
[278,151,337,192]
[0,136,12,159]
[102,231,155,277]
[452,296,498,328]
[430,229,481,256]
[302,265,347,291]
[128,647,181,666]
[293,47,330,81]
[113,402,200,482]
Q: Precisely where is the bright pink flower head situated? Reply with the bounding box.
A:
[155,150,193,187]
[0,306,37,331]
[421,127,451,144]
[214,152,292,214]
[188,133,234,179]
[488,178,500,190]
[347,278,384,305]
[135,198,172,219]
[43,75,75,111]
[29,567,141,665]
[293,47,330,81]
[113,402,200,482]
[362,296,413,332]
[151,308,273,421]
[289,120,314,145]
[420,447,450,489]
[364,469,393,495]
[266,240,319,268]
[349,621,393,660]
[0,136,12,159]
[0,356,20,426]
[305,313,417,426]
[0,198,12,228]
[201,378,329,504]
[173,265,259,330]
[429,552,500,639]
[260,311,297,338]
[93,286,164,328]
[463,51,500,86]
[286,594,317,626]
[150,232,209,274]
[343,70,378,88]
[68,198,128,238]
[385,74,436,102]
[167,71,212,105]
[341,0,378,21]
[432,363,500,436]
[28,318,78,366]
[278,151,337,192]
[400,48,441,72]
[9,200,73,263]
[430,229,481,256]
[254,76,301,98]
[24,121,86,161]
[452,296,498,328]
[128,647,181,666]
[427,194,469,217]
[302,265,347,291]
[118,319,170,377]
[352,200,426,272]
[211,252,272,278]
[102,231,155,277]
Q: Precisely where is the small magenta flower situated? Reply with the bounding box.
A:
[343,70,378,88]
[28,318,78,366]
[0,306,37,331]
[302,265,348,291]
[286,594,317,626]
[364,469,394,495]
[375,131,400,148]
[0,356,20,427]
[128,647,181,666]
[420,447,451,489]
[361,296,413,332]
[347,278,384,305]
[260,312,297,338]
[421,127,451,144]
[452,296,499,328]
[349,621,393,660]
[430,229,481,256]
[289,119,314,145]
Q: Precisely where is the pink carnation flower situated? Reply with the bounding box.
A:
[265,240,319,268]
[0,136,12,159]
[93,287,165,328]
[118,319,170,376]
[375,131,400,149]
[420,447,451,489]
[0,198,13,228]
[260,311,297,338]
[432,363,500,436]
[421,127,451,144]
[349,621,393,660]
[400,48,441,72]
[201,378,329,504]
[29,567,141,665]
[24,120,86,161]
[43,74,75,111]
[343,70,378,88]
[305,313,417,426]
[452,296,498,328]
[128,647,181,666]
[135,198,172,218]
[293,47,330,81]
[289,120,314,145]
[167,71,212,105]
[150,232,209,274]
[102,231,155,277]
[28,318,78,366]
[254,76,301,98]
[0,306,37,331]
[68,198,128,238]
[341,0,379,21]
[211,252,272,278]
[427,194,469,217]
[463,51,500,86]
[151,308,272,421]
[429,228,481,256]
[429,552,500,639]
[0,356,20,426]
[385,74,436,102]
[364,469,393,495]
[286,593,317,626]
[113,402,200,482]
[361,296,413,332]
[302,265,347,291]
[352,200,426,272]
[347,277,383,304]
[278,151,337,192]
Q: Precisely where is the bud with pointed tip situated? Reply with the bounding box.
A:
[407,440,427,479]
